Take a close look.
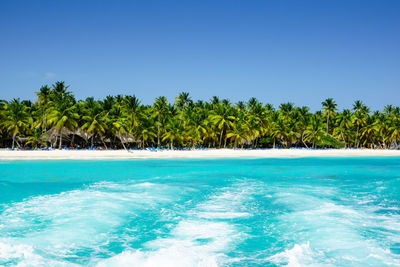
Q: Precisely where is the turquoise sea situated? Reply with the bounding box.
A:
[1,157,400,266]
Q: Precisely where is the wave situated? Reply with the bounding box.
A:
[0,181,188,265]
[266,242,324,267]
[268,187,400,266]
[95,179,260,266]
[0,241,80,267]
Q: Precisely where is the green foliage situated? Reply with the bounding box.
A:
[316,133,346,148]
[0,81,399,149]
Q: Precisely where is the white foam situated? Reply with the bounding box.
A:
[97,220,235,267]
[0,181,184,264]
[96,180,258,266]
[0,241,78,267]
[267,242,323,267]
[269,185,400,266]
[196,211,249,219]
[96,246,221,267]
[367,247,400,266]
[193,181,260,220]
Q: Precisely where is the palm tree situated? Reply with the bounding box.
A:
[270,118,289,148]
[153,96,168,147]
[353,100,365,112]
[227,122,249,148]
[279,102,295,123]
[352,101,369,148]
[334,109,352,146]
[122,95,142,130]
[2,99,31,148]
[26,128,48,148]
[51,81,72,102]
[236,101,246,111]
[304,115,324,148]
[0,100,5,141]
[247,97,259,110]
[388,120,400,149]
[47,101,79,149]
[1,81,400,150]
[139,125,157,148]
[81,99,109,147]
[361,115,380,148]
[112,116,129,149]
[247,102,267,147]
[184,108,208,148]
[211,96,220,106]
[102,95,116,112]
[321,98,337,134]
[162,120,183,149]
[175,92,191,126]
[209,104,236,148]
[35,85,52,130]
[297,106,311,148]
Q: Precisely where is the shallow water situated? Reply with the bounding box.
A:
[0,157,400,266]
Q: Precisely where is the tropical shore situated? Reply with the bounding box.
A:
[0,149,399,160]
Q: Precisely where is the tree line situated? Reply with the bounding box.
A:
[0,81,399,150]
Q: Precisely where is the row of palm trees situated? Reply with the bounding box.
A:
[0,81,399,149]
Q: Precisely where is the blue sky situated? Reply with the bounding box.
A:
[1,0,399,110]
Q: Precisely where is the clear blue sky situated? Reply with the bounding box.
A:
[1,0,399,110]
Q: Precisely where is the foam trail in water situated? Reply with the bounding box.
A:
[267,242,322,267]
[266,186,400,266]
[96,180,260,267]
[0,181,185,266]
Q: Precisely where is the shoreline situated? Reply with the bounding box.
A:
[0,149,400,160]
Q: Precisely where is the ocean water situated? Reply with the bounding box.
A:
[0,157,400,266]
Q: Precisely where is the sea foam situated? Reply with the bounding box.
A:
[0,181,186,265]
[96,180,258,266]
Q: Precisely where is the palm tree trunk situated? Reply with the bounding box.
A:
[219,129,223,148]
[326,115,329,134]
[224,134,227,148]
[157,115,161,147]
[273,137,276,149]
[118,135,126,149]
[70,134,75,147]
[12,136,15,149]
[341,131,346,148]
[301,133,308,148]
[53,134,58,148]
[101,137,107,149]
[58,128,63,149]
[179,110,184,126]
[44,114,47,132]
[16,139,21,148]
[355,125,359,148]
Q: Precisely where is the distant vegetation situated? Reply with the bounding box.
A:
[0,81,399,149]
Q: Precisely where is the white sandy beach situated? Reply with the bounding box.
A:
[0,149,399,160]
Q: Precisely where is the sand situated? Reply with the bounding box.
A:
[0,148,399,160]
